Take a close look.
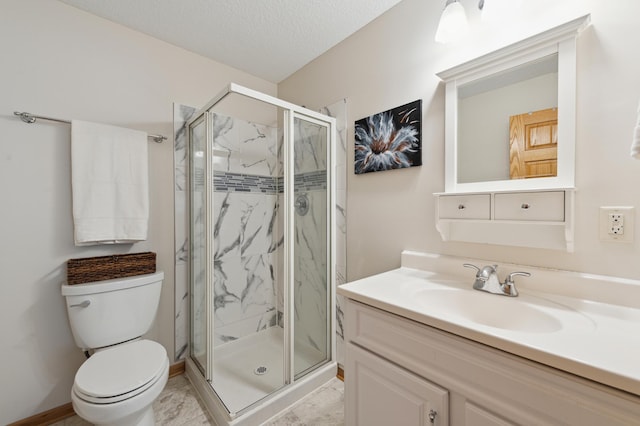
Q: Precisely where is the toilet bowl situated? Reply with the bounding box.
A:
[61,272,168,426]
[71,340,169,426]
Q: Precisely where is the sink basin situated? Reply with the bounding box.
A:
[415,289,564,333]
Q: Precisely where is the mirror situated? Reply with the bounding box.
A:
[457,54,558,183]
[437,15,590,193]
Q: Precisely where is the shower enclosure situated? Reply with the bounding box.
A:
[185,84,336,425]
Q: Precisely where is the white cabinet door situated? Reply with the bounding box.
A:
[346,343,449,426]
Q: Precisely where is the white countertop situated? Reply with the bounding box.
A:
[338,252,640,397]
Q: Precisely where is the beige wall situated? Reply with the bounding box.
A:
[279,0,640,283]
[0,1,275,423]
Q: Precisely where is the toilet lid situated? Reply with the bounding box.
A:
[75,340,167,400]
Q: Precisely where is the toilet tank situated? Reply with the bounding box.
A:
[61,271,164,350]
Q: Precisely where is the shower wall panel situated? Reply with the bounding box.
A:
[320,100,347,367]
[174,104,196,361]
[211,114,280,176]
[211,113,281,347]
[212,191,280,346]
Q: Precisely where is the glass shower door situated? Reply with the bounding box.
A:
[292,114,331,379]
[200,95,288,415]
[189,115,208,374]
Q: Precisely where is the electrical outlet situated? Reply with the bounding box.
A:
[609,213,624,235]
[600,207,635,242]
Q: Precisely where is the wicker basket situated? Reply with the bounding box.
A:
[66,252,156,285]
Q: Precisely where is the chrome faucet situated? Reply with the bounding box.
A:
[463,263,530,297]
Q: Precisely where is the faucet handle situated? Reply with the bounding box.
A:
[505,271,531,283]
[502,271,531,296]
[463,263,480,274]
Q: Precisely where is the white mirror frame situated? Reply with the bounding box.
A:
[437,15,590,194]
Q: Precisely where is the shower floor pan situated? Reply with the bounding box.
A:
[212,326,325,414]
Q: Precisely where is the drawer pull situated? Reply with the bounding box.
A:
[521,203,530,209]
[458,204,465,210]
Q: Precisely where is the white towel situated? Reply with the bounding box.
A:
[71,120,149,245]
[631,100,640,159]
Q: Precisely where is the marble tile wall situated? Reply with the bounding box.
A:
[173,98,347,366]
[211,113,280,347]
[294,118,327,174]
[211,113,280,176]
[212,190,281,346]
[174,104,196,361]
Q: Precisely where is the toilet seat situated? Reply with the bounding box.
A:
[74,340,168,404]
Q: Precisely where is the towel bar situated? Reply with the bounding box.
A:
[13,111,167,143]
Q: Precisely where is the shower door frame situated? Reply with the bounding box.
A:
[290,111,336,380]
[185,83,337,422]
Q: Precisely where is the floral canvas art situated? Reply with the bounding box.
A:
[354,100,422,174]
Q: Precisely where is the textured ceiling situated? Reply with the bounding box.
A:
[58,0,405,83]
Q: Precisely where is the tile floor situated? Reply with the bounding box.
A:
[52,374,344,425]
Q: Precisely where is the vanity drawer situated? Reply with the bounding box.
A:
[438,194,490,219]
[494,191,564,221]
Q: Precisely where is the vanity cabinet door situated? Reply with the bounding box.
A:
[438,194,491,219]
[346,343,449,426]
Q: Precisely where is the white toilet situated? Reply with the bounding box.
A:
[61,271,169,426]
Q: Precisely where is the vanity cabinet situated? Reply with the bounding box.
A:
[435,189,574,251]
[344,299,640,426]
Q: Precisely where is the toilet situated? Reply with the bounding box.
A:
[61,271,169,426]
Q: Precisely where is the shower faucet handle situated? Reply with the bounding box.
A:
[295,194,310,216]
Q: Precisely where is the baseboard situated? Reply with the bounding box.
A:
[10,360,187,426]
[337,365,344,381]
[169,359,186,378]
[7,403,74,426]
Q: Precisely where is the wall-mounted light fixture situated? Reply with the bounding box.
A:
[435,0,486,44]
[434,0,469,44]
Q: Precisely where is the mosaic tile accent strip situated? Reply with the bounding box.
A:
[295,170,327,192]
[213,170,327,194]
[214,171,278,193]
